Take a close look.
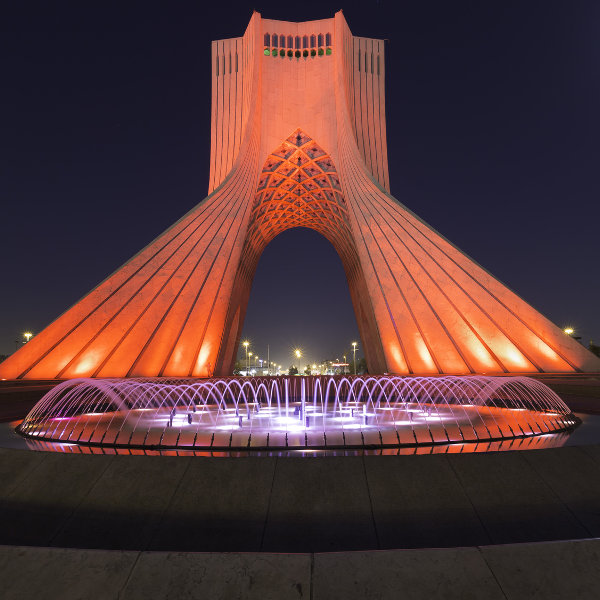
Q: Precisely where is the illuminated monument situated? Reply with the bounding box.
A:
[1,11,599,380]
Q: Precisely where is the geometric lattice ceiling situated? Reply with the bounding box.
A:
[244,129,358,268]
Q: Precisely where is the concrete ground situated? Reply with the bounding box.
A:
[2,539,600,600]
[0,376,598,598]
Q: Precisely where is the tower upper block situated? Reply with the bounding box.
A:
[1,11,599,379]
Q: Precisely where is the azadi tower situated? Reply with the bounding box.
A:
[2,12,599,379]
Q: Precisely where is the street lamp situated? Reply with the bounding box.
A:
[23,332,33,342]
[352,341,358,375]
[243,340,250,374]
[563,327,581,342]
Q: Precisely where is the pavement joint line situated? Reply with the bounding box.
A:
[143,456,193,552]
[259,456,278,551]
[521,446,596,539]
[475,545,510,600]
[579,444,600,467]
[444,453,494,546]
[0,447,49,497]
[360,452,381,550]
[309,551,315,600]
[47,454,116,547]
[117,549,143,600]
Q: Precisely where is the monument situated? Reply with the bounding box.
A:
[1,11,598,380]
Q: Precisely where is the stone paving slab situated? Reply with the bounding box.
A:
[580,443,600,466]
[120,551,311,600]
[0,447,49,495]
[481,538,600,600]
[261,456,377,552]
[149,457,276,552]
[522,446,600,537]
[0,452,114,546]
[0,545,136,600]
[364,453,491,548]
[1,539,600,599]
[447,450,589,544]
[53,455,191,550]
[0,446,599,552]
[312,547,505,600]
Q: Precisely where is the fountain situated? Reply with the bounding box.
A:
[16,375,578,452]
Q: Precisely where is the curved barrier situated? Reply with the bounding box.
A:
[16,375,578,450]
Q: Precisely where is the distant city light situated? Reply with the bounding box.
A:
[294,348,302,359]
[564,327,574,335]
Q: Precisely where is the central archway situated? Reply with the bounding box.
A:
[215,130,386,375]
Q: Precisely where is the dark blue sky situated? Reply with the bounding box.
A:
[1,1,598,370]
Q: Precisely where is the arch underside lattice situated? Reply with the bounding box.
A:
[245,129,358,272]
[215,129,384,376]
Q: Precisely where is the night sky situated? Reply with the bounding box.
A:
[1,1,598,371]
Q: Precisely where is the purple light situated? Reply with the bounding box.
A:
[16,375,577,451]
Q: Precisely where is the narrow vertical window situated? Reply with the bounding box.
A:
[377,55,380,75]
[280,36,285,48]
[318,33,324,47]
[216,54,219,76]
[295,36,300,49]
[325,32,331,46]
[303,35,308,48]
[358,49,361,72]
[236,52,239,73]
[310,34,316,48]
[229,53,232,74]
[264,33,270,47]
[273,33,278,47]
[364,52,367,73]
[287,35,293,49]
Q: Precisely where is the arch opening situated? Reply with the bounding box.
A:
[215,130,386,375]
[239,227,362,373]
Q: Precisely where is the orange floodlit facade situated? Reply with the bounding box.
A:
[2,11,599,380]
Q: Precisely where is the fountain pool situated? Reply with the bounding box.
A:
[15,375,578,452]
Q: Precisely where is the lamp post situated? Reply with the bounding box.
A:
[17,332,33,351]
[243,340,249,374]
[343,355,346,375]
[294,349,302,370]
[352,341,358,375]
[564,327,581,342]
[248,352,253,375]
